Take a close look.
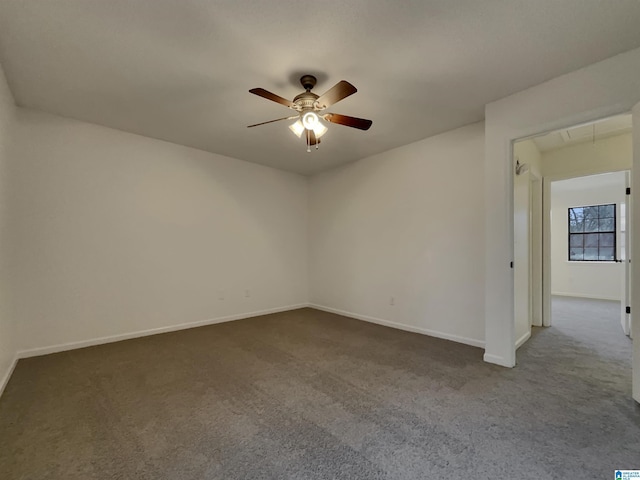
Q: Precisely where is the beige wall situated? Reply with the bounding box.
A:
[542,133,631,178]
[542,134,631,304]
[550,173,626,301]
[0,62,16,394]
[309,122,485,347]
[9,109,309,354]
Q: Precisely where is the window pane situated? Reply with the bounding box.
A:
[570,207,584,217]
[584,248,599,260]
[599,204,615,218]
[599,247,615,261]
[599,233,615,247]
[585,218,599,232]
[569,219,583,233]
[569,248,584,261]
[569,208,584,233]
[570,234,583,248]
[583,206,599,220]
[584,233,598,248]
[599,217,615,232]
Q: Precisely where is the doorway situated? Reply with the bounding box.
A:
[548,172,630,353]
[513,114,632,355]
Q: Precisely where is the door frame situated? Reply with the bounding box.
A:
[512,160,542,349]
[621,170,632,337]
[530,172,543,328]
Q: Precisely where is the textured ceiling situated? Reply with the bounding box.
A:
[2,1,640,175]
[532,114,632,153]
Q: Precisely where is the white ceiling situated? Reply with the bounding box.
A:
[2,1,640,175]
[532,114,632,153]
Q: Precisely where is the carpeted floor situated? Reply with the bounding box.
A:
[0,300,638,479]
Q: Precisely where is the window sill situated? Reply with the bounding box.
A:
[565,261,618,265]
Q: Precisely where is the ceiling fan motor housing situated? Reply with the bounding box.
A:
[295,75,322,112]
[293,91,319,111]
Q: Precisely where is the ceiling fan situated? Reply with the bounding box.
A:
[248,75,372,151]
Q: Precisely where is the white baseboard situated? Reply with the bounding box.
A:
[552,291,620,302]
[309,304,485,348]
[483,353,514,367]
[0,355,19,398]
[515,330,531,349]
[17,304,309,359]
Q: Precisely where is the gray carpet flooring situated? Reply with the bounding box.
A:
[0,300,638,479]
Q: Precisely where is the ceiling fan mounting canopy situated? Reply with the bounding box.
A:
[293,76,323,111]
[300,74,317,91]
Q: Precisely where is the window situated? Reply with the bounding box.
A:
[568,204,616,261]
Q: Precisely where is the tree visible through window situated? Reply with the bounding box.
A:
[568,204,616,261]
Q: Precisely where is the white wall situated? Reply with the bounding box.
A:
[0,62,16,395]
[513,140,542,347]
[550,173,626,300]
[484,46,640,368]
[9,109,308,354]
[309,122,485,347]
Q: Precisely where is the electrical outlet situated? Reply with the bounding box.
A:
[245,289,251,298]
[390,296,395,306]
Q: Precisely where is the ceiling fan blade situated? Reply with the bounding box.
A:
[249,88,295,109]
[323,113,372,131]
[247,115,298,128]
[314,81,357,110]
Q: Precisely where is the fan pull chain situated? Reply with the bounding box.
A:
[307,129,311,153]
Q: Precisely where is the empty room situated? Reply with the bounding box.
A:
[1,1,640,479]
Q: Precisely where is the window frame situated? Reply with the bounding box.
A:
[567,203,617,262]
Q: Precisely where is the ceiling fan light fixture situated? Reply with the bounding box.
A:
[289,119,305,138]
[312,121,327,138]
[290,116,327,139]
[249,75,372,151]
[302,111,328,139]
[301,111,319,130]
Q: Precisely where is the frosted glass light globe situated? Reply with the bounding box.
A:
[301,111,319,130]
